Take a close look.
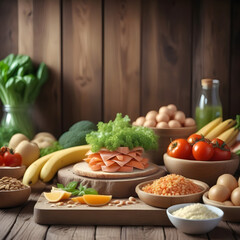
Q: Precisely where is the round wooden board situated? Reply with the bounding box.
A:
[57,164,166,198]
[73,161,160,179]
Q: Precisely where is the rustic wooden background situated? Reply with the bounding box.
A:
[0,0,239,138]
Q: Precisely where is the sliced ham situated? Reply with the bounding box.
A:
[126,160,145,170]
[99,151,119,161]
[101,164,120,172]
[111,155,132,167]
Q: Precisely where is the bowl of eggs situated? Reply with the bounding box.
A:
[133,104,197,165]
[203,173,240,222]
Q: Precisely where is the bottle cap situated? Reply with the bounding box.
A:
[201,78,219,87]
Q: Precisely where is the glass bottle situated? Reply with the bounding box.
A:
[1,104,35,139]
[195,79,222,130]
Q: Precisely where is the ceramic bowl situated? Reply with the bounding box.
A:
[135,178,209,209]
[163,153,239,186]
[143,126,196,165]
[0,185,31,208]
[203,191,240,222]
[167,203,223,234]
[0,165,26,179]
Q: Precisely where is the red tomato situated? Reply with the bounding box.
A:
[192,141,214,160]
[211,138,231,161]
[167,138,192,159]
[187,134,203,145]
[0,155,4,166]
[4,151,22,167]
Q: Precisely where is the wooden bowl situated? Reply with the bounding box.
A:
[0,186,31,208]
[143,126,197,165]
[0,165,26,179]
[203,191,240,222]
[135,178,209,209]
[163,153,239,186]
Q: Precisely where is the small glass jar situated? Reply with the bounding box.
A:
[1,104,35,139]
[195,79,222,130]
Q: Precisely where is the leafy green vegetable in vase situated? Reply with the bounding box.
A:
[0,53,48,138]
[86,113,158,152]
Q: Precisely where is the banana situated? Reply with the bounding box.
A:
[40,145,91,183]
[196,117,222,136]
[217,127,239,145]
[22,151,57,186]
[228,133,239,148]
[205,119,236,141]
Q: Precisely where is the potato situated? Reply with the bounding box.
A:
[8,133,29,150]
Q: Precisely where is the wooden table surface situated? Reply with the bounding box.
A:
[1,190,240,240]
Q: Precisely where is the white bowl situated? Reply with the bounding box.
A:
[167,203,224,234]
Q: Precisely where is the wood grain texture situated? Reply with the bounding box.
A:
[104,0,141,122]
[18,0,61,136]
[0,0,18,117]
[192,0,231,119]
[141,0,192,116]
[62,0,102,131]
[230,0,240,118]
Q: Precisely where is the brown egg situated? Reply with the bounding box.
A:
[167,104,177,113]
[156,121,169,129]
[168,120,181,128]
[208,184,231,202]
[159,106,171,116]
[156,113,170,123]
[231,187,240,206]
[135,116,145,126]
[184,118,196,127]
[143,119,156,128]
[217,174,238,192]
[173,111,186,124]
[146,111,158,121]
[224,200,234,206]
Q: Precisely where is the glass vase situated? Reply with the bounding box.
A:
[1,104,35,139]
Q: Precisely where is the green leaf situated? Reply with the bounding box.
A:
[66,181,78,190]
[84,188,98,195]
[57,183,64,188]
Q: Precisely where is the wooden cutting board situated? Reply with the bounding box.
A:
[34,194,171,226]
[73,161,160,179]
[58,164,166,198]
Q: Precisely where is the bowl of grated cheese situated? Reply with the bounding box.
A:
[167,203,223,234]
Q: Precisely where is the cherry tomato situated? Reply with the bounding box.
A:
[211,138,231,161]
[192,141,214,161]
[0,155,4,166]
[4,151,22,167]
[167,138,192,159]
[187,134,203,145]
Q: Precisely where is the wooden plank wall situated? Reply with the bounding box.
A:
[0,0,239,138]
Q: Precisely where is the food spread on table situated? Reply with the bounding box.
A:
[0,85,239,227]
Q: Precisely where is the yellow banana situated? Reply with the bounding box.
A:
[22,151,57,186]
[40,145,91,182]
[196,117,222,136]
[205,119,236,141]
[228,133,239,147]
[217,127,239,145]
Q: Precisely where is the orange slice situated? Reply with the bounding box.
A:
[71,196,86,204]
[44,191,71,203]
[83,194,112,206]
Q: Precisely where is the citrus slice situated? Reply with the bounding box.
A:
[71,196,86,204]
[83,194,112,206]
[44,191,71,203]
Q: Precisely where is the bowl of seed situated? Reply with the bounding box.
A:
[0,176,31,208]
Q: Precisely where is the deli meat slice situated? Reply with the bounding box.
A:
[111,155,132,167]
[99,151,119,161]
[101,164,120,172]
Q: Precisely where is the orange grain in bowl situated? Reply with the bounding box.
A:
[142,174,202,196]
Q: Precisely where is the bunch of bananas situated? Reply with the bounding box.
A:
[22,145,91,185]
[196,117,239,147]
